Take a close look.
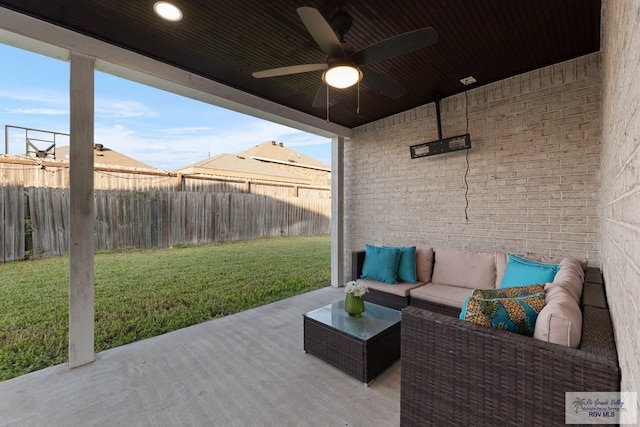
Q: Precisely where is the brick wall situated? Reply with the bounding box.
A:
[600,0,640,403]
[344,52,602,277]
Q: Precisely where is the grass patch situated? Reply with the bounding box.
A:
[0,235,330,381]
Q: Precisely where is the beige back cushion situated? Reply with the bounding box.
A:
[495,252,509,287]
[522,253,588,271]
[495,252,587,288]
[432,248,496,289]
[415,246,434,283]
[533,258,586,347]
[534,293,582,348]
[547,258,585,304]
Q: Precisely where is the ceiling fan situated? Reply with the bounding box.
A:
[252,6,438,110]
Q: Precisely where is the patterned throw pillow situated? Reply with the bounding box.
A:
[459,285,546,336]
[467,284,546,300]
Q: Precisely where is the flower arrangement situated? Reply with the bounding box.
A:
[344,280,369,298]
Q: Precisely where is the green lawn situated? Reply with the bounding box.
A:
[0,235,330,381]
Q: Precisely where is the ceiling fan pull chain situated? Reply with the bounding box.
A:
[326,85,330,122]
[357,80,361,114]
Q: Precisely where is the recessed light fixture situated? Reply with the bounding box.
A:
[460,76,477,86]
[153,1,183,22]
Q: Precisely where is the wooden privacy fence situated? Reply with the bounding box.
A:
[0,185,24,262]
[0,187,330,262]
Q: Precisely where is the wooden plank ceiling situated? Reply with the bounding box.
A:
[0,0,601,129]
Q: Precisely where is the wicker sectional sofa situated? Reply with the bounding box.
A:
[351,247,620,426]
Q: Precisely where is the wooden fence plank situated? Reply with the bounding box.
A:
[0,185,25,262]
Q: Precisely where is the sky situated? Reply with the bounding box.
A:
[0,43,331,171]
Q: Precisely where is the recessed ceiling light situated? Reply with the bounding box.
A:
[153,1,183,22]
[460,76,477,86]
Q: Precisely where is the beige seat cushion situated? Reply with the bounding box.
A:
[409,282,471,309]
[432,247,496,289]
[357,278,426,297]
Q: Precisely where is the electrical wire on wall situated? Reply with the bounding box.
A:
[464,90,470,221]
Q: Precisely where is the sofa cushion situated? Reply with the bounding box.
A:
[358,278,426,297]
[409,282,472,309]
[415,246,434,283]
[431,248,496,289]
[387,246,417,283]
[521,253,588,272]
[500,254,559,288]
[360,245,402,284]
[460,293,546,336]
[533,293,582,348]
[545,258,584,304]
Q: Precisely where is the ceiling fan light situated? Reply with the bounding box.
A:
[153,2,183,21]
[323,65,362,89]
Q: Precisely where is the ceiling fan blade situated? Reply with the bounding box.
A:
[361,68,406,99]
[312,84,328,108]
[253,63,327,78]
[351,27,438,65]
[297,7,344,58]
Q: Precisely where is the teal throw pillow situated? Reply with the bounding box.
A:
[384,246,417,283]
[500,253,560,288]
[460,292,546,336]
[361,245,402,284]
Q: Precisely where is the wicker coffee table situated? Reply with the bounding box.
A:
[303,300,401,385]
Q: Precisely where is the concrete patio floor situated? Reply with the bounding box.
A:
[0,286,400,426]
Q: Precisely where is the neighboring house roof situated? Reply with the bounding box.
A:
[174,153,312,184]
[239,141,330,171]
[53,145,162,171]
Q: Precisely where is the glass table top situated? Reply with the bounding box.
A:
[304,300,401,341]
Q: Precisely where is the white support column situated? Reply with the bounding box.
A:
[330,136,345,287]
[68,52,95,368]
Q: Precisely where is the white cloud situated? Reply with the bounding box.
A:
[0,88,155,119]
[95,99,156,119]
[163,126,214,134]
[6,107,68,115]
[0,88,68,105]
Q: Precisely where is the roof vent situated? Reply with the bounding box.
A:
[94,143,104,151]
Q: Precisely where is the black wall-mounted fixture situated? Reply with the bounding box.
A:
[410,93,471,159]
[410,133,471,158]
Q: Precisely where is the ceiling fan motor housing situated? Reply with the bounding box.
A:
[330,12,353,42]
